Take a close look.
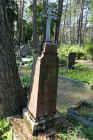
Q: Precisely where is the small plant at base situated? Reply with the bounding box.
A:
[59,58,67,65]
[20,76,31,88]
[0,118,12,140]
[56,125,84,139]
[83,127,93,140]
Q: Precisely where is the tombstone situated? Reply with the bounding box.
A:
[15,45,22,61]
[23,42,59,135]
[20,45,31,57]
[67,52,76,69]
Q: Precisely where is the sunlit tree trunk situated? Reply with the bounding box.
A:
[83,10,88,44]
[77,12,81,44]
[75,18,78,43]
[62,0,68,43]
[80,0,84,45]
[70,0,71,43]
[71,9,76,44]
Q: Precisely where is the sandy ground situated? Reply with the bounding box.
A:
[10,81,92,140]
[75,60,93,68]
[57,59,93,112]
[57,80,93,112]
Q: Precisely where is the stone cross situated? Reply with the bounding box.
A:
[41,5,57,41]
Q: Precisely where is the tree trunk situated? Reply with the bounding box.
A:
[77,13,80,44]
[80,0,84,45]
[0,0,26,117]
[75,18,78,43]
[33,0,37,49]
[65,19,68,44]
[60,23,62,43]
[83,10,88,44]
[71,9,76,44]
[55,0,64,44]
[62,0,68,43]
[18,0,23,48]
[21,0,24,44]
[42,0,46,41]
[70,0,71,43]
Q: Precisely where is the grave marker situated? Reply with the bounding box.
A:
[41,5,57,41]
[23,42,59,135]
[20,45,31,57]
[67,52,76,69]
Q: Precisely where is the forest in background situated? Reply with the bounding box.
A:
[13,0,93,47]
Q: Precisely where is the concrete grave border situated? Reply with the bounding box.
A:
[58,75,93,90]
[68,100,93,128]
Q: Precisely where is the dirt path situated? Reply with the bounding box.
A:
[57,80,93,112]
[75,60,93,68]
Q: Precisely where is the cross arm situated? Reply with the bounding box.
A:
[40,13,48,18]
[50,16,57,20]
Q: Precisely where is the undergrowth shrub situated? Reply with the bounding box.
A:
[20,76,30,88]
[65,115,93,140]
[85,43,93,61]
[59,57,67,65]
[25,61,33,69]
[0,119,12,140]
[75,63,88,71]
[57,44,86,60]
[59,64,93,84]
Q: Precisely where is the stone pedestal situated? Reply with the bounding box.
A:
[23,42,59,135]
[23,108,59,135]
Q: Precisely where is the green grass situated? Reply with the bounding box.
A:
[20,76,31,88]
[59,64,93,85]
[19,68,32,77]
[56,106,93,140]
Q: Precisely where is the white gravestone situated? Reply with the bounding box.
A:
[41,5,57,41]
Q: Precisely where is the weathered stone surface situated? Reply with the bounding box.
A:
[27,42,58,119]
[20,45,31,57]
[67,52,76,69]
[23,42,59,135]
[23,108,59,136]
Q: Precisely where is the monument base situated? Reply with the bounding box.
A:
[23,108,60,136]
